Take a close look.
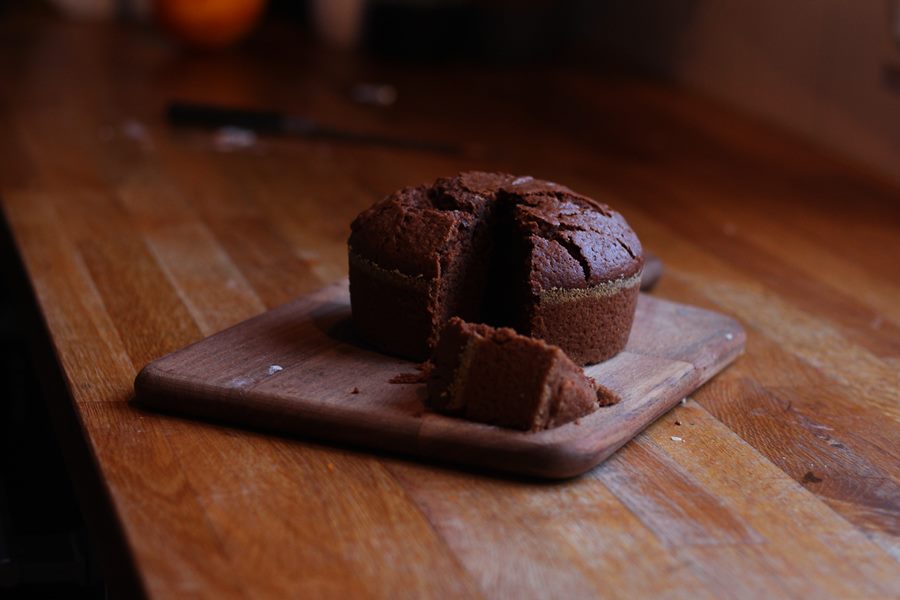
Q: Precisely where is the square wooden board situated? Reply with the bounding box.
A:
[134,280,745,478]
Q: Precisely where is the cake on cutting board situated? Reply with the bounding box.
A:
[133,181,746,471]
[349,171,642,431]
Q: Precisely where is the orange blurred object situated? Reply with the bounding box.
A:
[155,0,268,48]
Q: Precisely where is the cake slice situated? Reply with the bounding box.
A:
[426,317,619,431]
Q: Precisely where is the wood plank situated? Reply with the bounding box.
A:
[123,404,483,599]
[659,173,900,328]
[618,204,900,424]
[1,191,136,403]
[599,215,900,555]
[595,440,763,547]
[621,174,900,358]
[154,142,323,307]
[1,191,247,598]
[79,404,249,599]
[638,400,900,597]
[116,170,267,333]
[387,461,719,599]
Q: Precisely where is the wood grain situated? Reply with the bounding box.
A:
[0,10,898,599]
[132,281,744,478]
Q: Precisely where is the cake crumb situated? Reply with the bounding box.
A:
[674,420,682,426]
[595,383,621,406]
[671,436,683,442]
[267,364,284,375]
[327,462,335,472]
[802,471,823,483]
[389,372,427,384]
[350,387,360,394]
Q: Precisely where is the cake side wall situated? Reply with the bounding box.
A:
[349,258,435,360]
[531,281,641,365]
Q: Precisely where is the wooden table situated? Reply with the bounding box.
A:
[2,11,898,599]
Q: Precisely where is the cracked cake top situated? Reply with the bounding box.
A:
[349,171,643,288]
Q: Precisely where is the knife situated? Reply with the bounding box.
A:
[166,100,459,155]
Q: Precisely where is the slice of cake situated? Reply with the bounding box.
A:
[426,317,620,431]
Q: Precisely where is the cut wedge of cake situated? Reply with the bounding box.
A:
[426,317,620,431]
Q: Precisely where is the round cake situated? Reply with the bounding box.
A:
[348,172,643,364]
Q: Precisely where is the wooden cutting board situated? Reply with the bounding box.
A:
[134,280,745,478]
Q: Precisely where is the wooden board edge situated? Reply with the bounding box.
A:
[131,283,749,480]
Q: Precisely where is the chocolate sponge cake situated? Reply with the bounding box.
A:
[349,172,643,364]
[426,318,620,431]
[496,176,643,364]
